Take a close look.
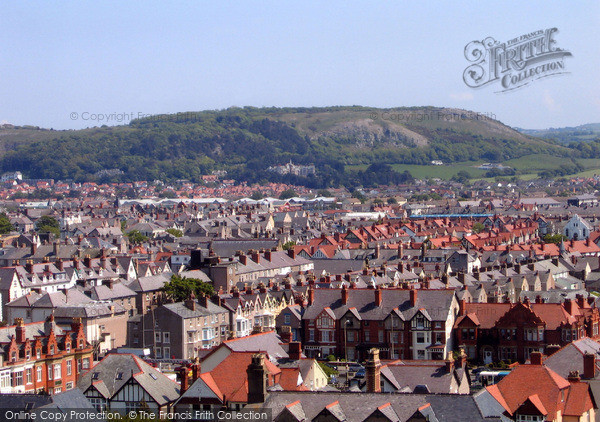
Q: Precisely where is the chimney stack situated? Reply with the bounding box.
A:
[366,348,381,393]
[341,285,349,305]
[375,286,382,306]
[288,342,301,360]
[247,353,268,404]
[584,353,596,379]
[185,292,196,311]
[410,289,417,307]
[530,351,543,365]
[178,366,190,393]
[308,287,314,305]
[15,318,26,343]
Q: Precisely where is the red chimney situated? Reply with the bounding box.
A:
[341,286,349,305]
[179,366,189,392]
[530,351,543,365]
[56,258,64,271]
[264,250,271,261]
[375,287,382,306]
[584,353,596,379]
[288,342,301,360]
[458,299,466,316]
[15,318,26,343]
[308,287,314,305]
[410,289,417,307]
[366,348,381,393]
[287,249,296,259]
[251,251,260,264]
[239,255,247,265]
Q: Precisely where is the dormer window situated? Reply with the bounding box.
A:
[36,348,41,359]
[66,343,71,352]
[50,345,55,355]
[26,349,30,361]
[11,351,17,362]
[79,340,84,349]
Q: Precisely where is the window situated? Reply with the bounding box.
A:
[66,382,73,390]
[36,366,42,382]
[365,331,370,342]
[1,372,10,388]
[155,347,162,358]
[90,398,106,412]
[83,358,90,370]
[26,369,32,384]
[163,332,170,344]
[54,387,61,394]
[66,343,71,352]
[347,331,355,342]
[49,345,55,355]
[309,329,315,342]
[77,359,82,373]
[417,332,426,344]
[155,332,161,343]
[54,363,61,380]
[48,366,53,381]
[378,331,384,343]
[36,349,41,359]
[284,314,291,325]
[66,360,72,376]
[26,349,30,361]
[164,347,170,358]
[13,371,23,387]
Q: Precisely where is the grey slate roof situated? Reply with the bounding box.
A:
[303,288,456,322]
[78,353,180,405]
[253,391,491,422]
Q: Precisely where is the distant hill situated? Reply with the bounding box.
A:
[516,123,600,144]
[0,106,568,188]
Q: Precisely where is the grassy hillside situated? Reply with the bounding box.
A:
[0,107,571,187]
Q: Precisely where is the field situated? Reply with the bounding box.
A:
[345,155,600,181]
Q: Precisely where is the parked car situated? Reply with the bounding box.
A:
[354,368,366,379]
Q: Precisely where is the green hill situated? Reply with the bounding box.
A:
[0,106,569,187]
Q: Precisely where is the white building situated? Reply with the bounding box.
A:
[562,214,592,240]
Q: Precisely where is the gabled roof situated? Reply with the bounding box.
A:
[79,353,180,405]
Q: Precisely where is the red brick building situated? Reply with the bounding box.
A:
[302,287,459,361]
[455,296,600,364]
[0,315,93,394]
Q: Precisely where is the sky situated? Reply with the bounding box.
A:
[1,1,599,130]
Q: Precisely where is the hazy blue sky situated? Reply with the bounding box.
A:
[1,1,598,130]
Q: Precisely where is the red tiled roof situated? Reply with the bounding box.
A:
[209,352,281,403]
[564,382,594,416]
[491,364,572,419]
[463,303,511,328]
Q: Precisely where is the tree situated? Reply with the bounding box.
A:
[250,191,264,200]
[0,213,14,234]
[36,215,60,236]
[316,189,332,197]
[282,241,296,250]
[472,222,485,233]
[166,228,183,237]
[387,197,398,205]
[543,233,567,244]
[279,189,297,200]
[126,230,148,244]
[351,190,367,204]
[161,274,214,302]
